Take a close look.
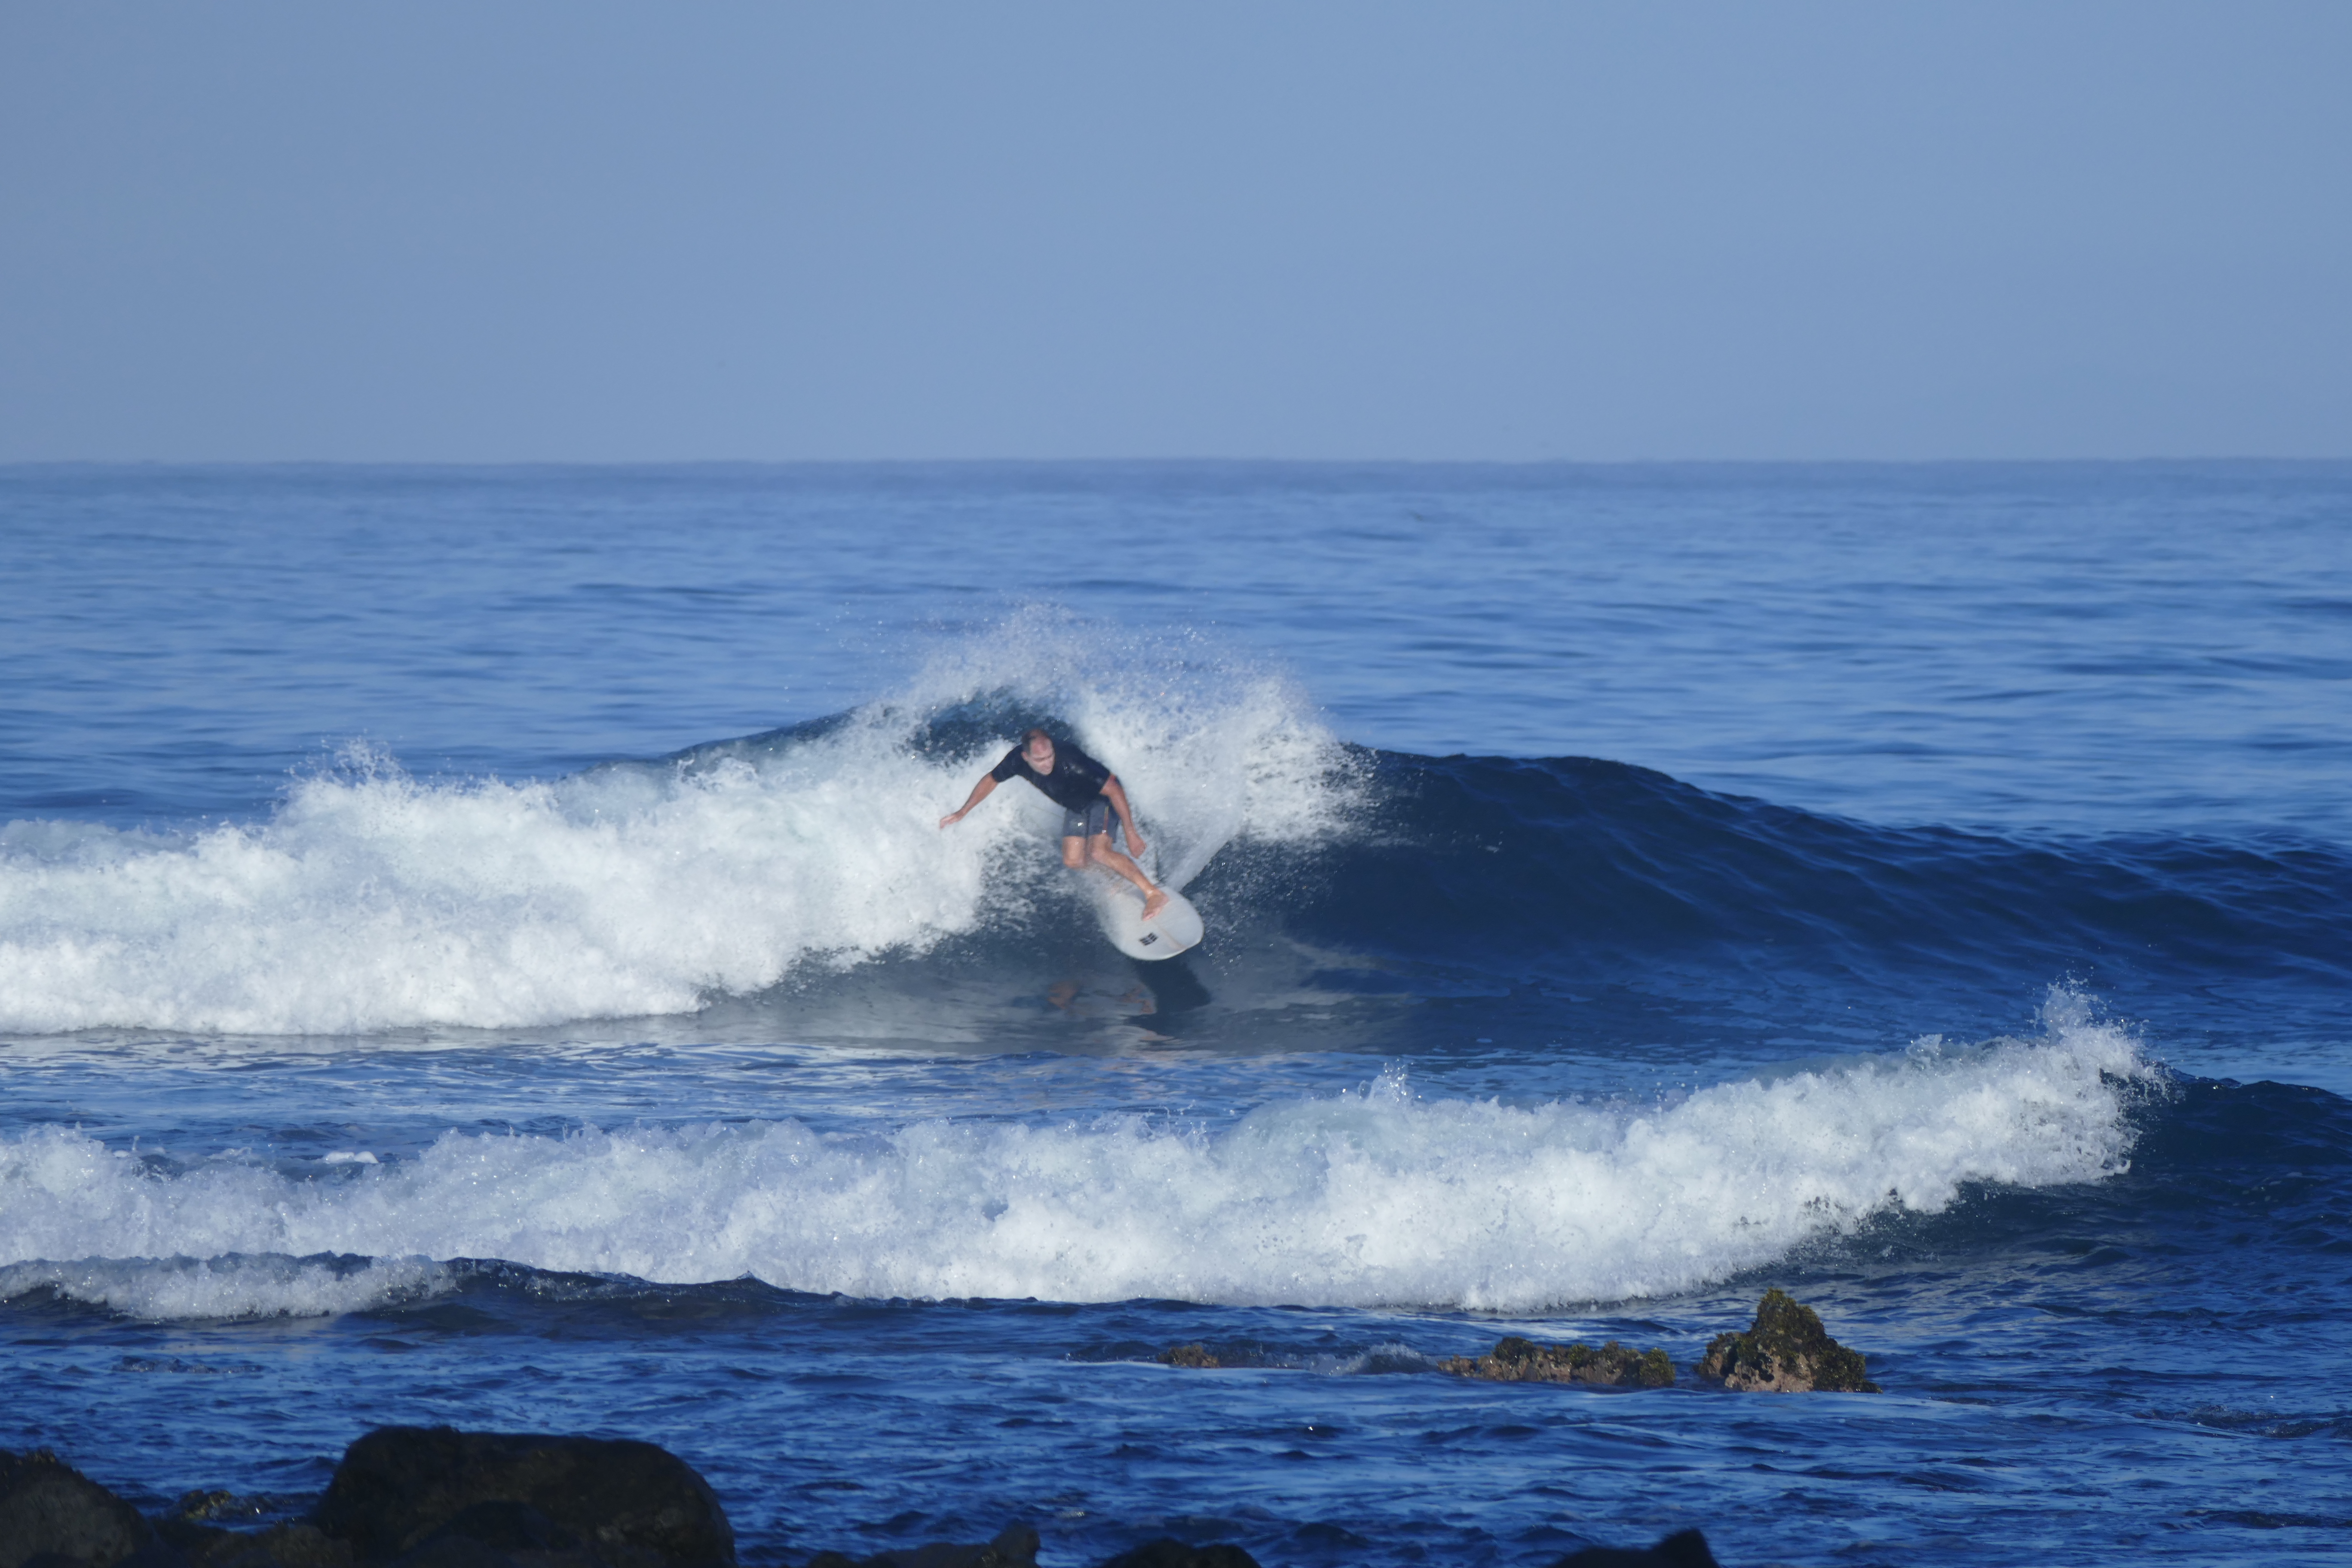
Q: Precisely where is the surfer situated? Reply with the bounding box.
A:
[940,728,1171,919]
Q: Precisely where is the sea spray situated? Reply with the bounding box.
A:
[0,620,1358,1036]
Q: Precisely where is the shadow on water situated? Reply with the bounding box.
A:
[1130,952,1213,1018]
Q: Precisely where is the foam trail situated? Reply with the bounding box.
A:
[0,1006,2150,1318]
[0,616,1352,1035]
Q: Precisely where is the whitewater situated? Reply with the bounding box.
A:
[0,622,1352,1035]
[0,1004,2150,1316]
[4,462,2348,1568]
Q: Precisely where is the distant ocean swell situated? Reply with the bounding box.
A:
[1298,752,2352,991]
[0,1001,2151,1318]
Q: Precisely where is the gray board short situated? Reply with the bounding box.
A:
[1060,798,1118,841]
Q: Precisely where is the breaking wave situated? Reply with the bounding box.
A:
[0,998,2151,1317]
[0,616,1354,1035]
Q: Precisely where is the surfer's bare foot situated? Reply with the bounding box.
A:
[1142,889,1170,920]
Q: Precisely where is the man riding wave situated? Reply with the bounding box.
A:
[940,728,1171,920]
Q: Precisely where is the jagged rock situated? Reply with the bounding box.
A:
[0,1449,175,1568]
[1155,1344,1221,1369]
[799,1522,1038,1568]
[1440,1336,1675,1389]
[1096,1540,1260,1568]
[311,1428,733,1568]
[1698,1289,1879,1393]
[1547,1528,1719,1567]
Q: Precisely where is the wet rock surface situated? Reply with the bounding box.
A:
[1153,1344,1222,1369]
[1547,1529,1720,1567]
[1697,1289,1879,1393]
[0,1450,172,1568]
[1441,1336,1675,1389]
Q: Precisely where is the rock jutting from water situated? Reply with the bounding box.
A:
[5,1429,734,1568]
[0,1448,178,1568]
[1546,1528,1721,1566]
[1697,1289,1880,1393]
[801,1522,1041,1568]
[1440,1336,1676,1388]
[311,1426,736,1568]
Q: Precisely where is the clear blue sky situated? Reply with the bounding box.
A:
[3,2,2346,461]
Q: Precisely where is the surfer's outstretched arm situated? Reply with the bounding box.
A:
[1100,776,1148,857]
[939,772,998,828]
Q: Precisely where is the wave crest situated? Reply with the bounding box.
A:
[0,1001,2148,1315]
[0,618,1354,1035]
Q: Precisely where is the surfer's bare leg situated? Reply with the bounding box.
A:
[1060,835,1090,870]
[1088,833,1170,918]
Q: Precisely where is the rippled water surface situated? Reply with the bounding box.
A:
[3,463,2349,1567]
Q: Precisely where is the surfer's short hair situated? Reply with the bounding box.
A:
[1020,728,1054,750]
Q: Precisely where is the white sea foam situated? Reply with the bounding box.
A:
[0,1005,2151,1318]
[0,619,1352,1035]
[0,1254,448,1321]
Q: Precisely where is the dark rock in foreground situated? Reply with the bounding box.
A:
[1095,1541,1260,1568]
[157,1489,343,1568]
[0,1449,174,1568]
[160,1519,350,1568]
[1548,1528,1720,1567]
[10,1428,1715,1568]
[1154,1344,1222,1369]
[1441,1336,1675,1389]
[314,1428,734,1568]
[1697,1289,1879,1393]
[799,1522,1038,1568]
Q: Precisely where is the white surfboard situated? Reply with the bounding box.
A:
[1092,882,1205,961]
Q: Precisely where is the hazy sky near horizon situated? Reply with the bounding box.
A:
[3,3,2347,462]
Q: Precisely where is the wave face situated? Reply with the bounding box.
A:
[6,710,2348,1043]
[0,1000,2149,1316]
[1281,752,2352,996]
[7,470,2349,1568]
[0,620,1353,1035]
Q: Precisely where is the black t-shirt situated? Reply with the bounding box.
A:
[990,741,1111,812]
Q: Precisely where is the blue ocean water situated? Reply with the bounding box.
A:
[1,462,2348,1566]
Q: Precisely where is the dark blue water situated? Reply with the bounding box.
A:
[2,463,2349,1566]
